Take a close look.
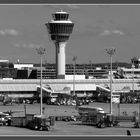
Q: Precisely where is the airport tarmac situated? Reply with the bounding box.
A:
[0,120,139,136]
[0,102,140,136]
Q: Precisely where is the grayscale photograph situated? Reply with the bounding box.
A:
[0,4,140,136]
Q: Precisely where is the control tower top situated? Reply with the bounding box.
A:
[46,10,74,42]
[52,10,69,21]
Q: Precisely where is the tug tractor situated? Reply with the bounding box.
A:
[95,117,106,128]
[95,113,119,128]
[26,115,54,131]
[81,112,107,128]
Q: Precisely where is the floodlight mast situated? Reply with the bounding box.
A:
[105,48,116,115]
[36,47,46,116]
[73,56,77,105]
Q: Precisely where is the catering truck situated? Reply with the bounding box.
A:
[77,106,140,128]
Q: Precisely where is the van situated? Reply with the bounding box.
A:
[77,106,105,116]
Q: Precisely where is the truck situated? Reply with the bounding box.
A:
[11,114,55,131]
[26,114,55,131]
[78,106,140,128]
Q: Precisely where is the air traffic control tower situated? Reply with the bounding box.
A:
[46,10,74,79]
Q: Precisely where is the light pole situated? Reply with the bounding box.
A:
[36,47,46,116]
[89,60,92,70]
[105,48,116,115]
[73,56,77,103]
[89,60,92,76]
[132,64,135,93]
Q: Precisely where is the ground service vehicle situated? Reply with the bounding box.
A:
[77,106,105,116]
[78,105,140,128]
[0,112,12,126]
[26,114,54,131]
[80,112,140,128]
[11,114,55,131]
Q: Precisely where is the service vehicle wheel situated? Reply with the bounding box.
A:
[100,122,105,128]
[45,127,49,131]
[134,122,140,128]
[34,125,38,130]
[113,121,119,127]
[96,122,101,128]
[39,127,43,131]
[5,122,8,126]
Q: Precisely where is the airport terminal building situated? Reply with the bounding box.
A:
[0,60,139,102]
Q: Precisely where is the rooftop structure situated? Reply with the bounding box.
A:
[14,63,34,70]
[117,67,140,79]
[0,60,9,63]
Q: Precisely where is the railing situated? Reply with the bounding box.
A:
[0,79,139,85]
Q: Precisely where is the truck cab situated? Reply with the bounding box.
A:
[26,114,55,131]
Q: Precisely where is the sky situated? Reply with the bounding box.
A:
[0,5,140,64]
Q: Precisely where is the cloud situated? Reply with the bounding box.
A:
[0,29,19,36]
[100,29,125,36]
[100,30,111,36]
[112,30,124,35]
[14,43,44,49]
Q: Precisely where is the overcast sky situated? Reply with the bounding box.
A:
[0,5,140,64]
